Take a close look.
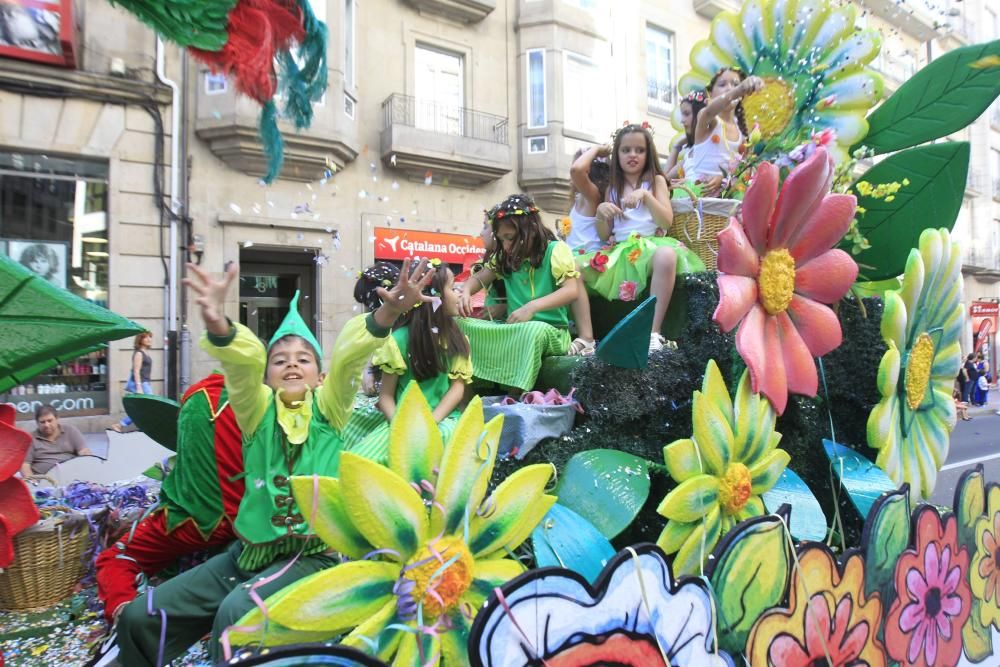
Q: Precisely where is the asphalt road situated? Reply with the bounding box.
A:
[929,392,1000,507]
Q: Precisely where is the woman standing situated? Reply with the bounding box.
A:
[111,331,154,432]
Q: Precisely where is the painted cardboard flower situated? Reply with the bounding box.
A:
[0,404,39,568]
[230,388,556,665]
[885,507,971,667]
[469,544,731,667]
[971,485,1000,630]
[747,546,887,667]
[678,0,883,159]
[713,148,858,415]
[657,359,790,576]
[866,228,962,500]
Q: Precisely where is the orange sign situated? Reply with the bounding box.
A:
[373,227,484,265]
[971,301,999,354]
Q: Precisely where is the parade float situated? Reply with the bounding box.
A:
[0,0,999,665]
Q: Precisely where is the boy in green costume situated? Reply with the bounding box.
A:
[116,259,434,666]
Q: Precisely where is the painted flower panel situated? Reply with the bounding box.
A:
[971,485,1000,631]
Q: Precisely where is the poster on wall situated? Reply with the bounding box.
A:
[0,0,77,67]
[7,239,68,288]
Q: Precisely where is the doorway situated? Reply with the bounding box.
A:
[238,248,318,344]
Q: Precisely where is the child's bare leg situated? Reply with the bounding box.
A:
[650,246,677,334]
[571,276,594,342]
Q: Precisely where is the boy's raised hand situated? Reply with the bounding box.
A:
[184,262,238,336]
[373,258,434,328]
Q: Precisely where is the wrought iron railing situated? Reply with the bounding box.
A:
[381,94,509,145]
[647,79,675,111]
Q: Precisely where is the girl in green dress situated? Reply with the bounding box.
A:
[344,260,473,463]
[458,194,587,392]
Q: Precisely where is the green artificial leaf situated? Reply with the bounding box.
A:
[858,40,1000,155]
[956,465,986,555]
[708,513,790,655]
[556,449,651,539]
[841,142,969,281]
[861,486,910,621]
[532,503,616,584]
[124,394,181,452]
[964,599,994,663]
[852,278,902,299]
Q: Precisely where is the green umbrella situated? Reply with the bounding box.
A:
[0,255,146,393]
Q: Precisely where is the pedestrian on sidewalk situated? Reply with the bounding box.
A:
[963,353,979,405]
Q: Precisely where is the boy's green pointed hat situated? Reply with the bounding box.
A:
[268,291,323,362]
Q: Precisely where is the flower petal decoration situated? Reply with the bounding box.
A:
[714,149,857,415]
[657,359,790,576]
[678,0,884,159]
[0,410,40,568]
[232,386,551,666]
[884,507,971,667]
[970,485,1000,632]
[468,543,731,667]
[866,228,962,500]
[747,545,888,667]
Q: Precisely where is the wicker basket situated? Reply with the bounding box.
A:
[0,512,91,611]
[669,184,741,271]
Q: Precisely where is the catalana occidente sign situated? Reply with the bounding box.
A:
[373,227,485,265]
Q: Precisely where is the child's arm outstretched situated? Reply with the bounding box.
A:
[695,75,763,144]
[377,372,400,421]
[458,267,497,317]
[507,243,580,324]
[318,258,434,432]
[622,175,673,231]
[187,262,270,435]
[570,144,611,216]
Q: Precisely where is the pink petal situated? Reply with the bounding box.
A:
[936,605,953,640]
[742,161,779,254]
[769,148,834,249]
[714,275,758,332]
[907,566,929,600]
[937,547,952,586]
[777,312,818,397]
[900,600,925,632]
[738,305,788,415]
[787,295,843,357]
[941,592,962,617]
[925,543,940,590]
[925,619,939,665]
[839,619,870,662]
[717,219,761,277]
[803,594,833,658]
[770,635,812,666]
[788,193,858,264]
[909,620,928,664]
[829,595,853,647]
[795,249,859,304]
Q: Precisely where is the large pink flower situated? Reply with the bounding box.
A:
[713,148,858,414]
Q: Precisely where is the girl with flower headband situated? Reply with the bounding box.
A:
[665,90,718,193]
[681,67,763,194]
[352,262,401,395]
[578,122,705,353]
[343,259,472,464]
[458,193,590,391]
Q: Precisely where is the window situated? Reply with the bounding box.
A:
[415,44,464,136]
[526,49,546,128]
[276,0,327,107]
[528,136,548,153]
[345,0,356,89]
[204,72,228,95]
[344,92,356,119]
[646,25,675,114]
[564,0,598,8]
[564,52,607,137]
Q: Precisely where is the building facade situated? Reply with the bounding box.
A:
[0,0,995,430]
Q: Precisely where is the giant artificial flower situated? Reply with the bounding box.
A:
[657,359,790,576]
[885,507,971,667]
[678,0,884,159]
[230,388,556,665]
[866,228,962,500]
[0,404,39,568]
[748,546,887,667]
[971,485,1000,630]
[470,544,731,666]
[713,148,858,415]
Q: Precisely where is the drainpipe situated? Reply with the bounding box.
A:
[156,37,182,399]
[178,50,192,394]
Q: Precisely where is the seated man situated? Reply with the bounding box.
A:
[19,405,92,476]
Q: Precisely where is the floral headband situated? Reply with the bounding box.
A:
[612,120,654,143]
[489,194,540,222]
[684,90,707,104]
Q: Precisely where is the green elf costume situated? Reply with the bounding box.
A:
[341,325,473,464]
[117,294,392,667]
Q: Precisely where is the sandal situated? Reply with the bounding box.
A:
[568,337,596,356]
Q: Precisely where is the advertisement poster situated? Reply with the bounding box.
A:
[7,239,68,288]
[0,0,77,67]
[971,301,998,381]
[373,227,485,266]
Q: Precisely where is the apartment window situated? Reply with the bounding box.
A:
[526,49,546,129]
[646,25,675,114]
[204,72,228,95]
[528,136,548,153]
[345,0,356,89]
[415,44,464,136]
[565,0,598,8]
[564,52,606,137]
[344,92,356,119]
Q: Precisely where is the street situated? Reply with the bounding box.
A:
[930,392,1000,507]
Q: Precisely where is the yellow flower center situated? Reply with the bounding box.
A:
[758,249,796,315]
[719,463,752,514]
[402,537,474,618]
[742,77,797,140]
[904,333,935,410]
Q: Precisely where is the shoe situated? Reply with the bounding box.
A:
[84,627,119,667]
[568,337,596,356]
[649,332,666,354]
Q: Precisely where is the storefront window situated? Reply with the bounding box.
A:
[0,152,110,417]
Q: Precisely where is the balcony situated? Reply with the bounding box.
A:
[403,0,495,23]
[194,71,359,182]
[966,169,984,196]
[379,94,512,188]
[692,0,741,19]
[861,0,946,40]
[965,249,1000,282]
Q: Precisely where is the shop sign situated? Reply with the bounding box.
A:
[971,301,999,354]
[4,390,108,417]
[373,227,484,265]
[0,0,79,68]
